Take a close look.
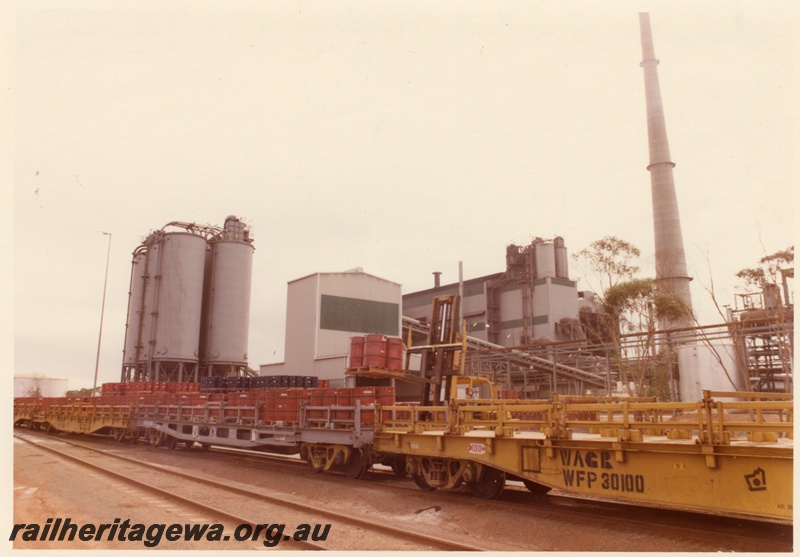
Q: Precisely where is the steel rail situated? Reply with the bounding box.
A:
[14,434,325,550]
[15,432,489,551]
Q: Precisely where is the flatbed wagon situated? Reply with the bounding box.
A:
[374,390,793,523]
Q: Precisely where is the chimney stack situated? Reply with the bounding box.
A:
[639,13,694,328]
[433,272,442,288]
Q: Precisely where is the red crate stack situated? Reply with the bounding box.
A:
[294,389,312,424]
[264,390,277,422]
[352,387,376,424]
[336,388,353,427]
[376,386,395,422]
[227,392,256,422]
[308,387,325,424]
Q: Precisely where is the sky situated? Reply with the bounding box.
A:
[3,0,797,392]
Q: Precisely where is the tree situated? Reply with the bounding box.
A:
[602,278,686,397]
[572,236,641,293]
[736,246,794,289]
[66,387,99,397]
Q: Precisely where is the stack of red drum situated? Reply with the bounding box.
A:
[349,335,405,370]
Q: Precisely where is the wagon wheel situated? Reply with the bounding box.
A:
[307,454,324,473]
[113,428,125,442]
[148,431,162,447]
[200,442,212,451]
[165,435,177,450]
[468,467,505,499]
[412,473,437,491]
[522,479,552,497]
[342,449,370,480]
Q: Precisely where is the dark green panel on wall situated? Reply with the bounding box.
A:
[320,295,399,335]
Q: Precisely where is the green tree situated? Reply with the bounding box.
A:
[736,246,794,289]
[572,235,641,293]
[603,278,686,397]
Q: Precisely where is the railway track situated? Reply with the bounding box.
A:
[16,429,793,552]
[14,431,495,551]
[144,438,795,552]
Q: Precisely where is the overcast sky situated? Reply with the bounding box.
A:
[4,1,797,391]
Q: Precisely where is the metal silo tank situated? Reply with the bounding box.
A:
[122,249,147,367]
[204,238,254,370]
[554,236,569,279]
[148,232,207,369]
[535,242,556,279]
[137,239,160,364]
[121,240,160,379]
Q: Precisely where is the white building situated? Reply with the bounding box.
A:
[14,375,69,398]
[260,269,402,380]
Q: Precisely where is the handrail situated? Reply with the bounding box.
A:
[375,396,794,444]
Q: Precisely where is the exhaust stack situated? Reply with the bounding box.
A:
[639,13,694,328]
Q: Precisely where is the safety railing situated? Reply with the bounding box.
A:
[376,392,794,445]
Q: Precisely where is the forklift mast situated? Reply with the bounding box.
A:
[416,295,466,406]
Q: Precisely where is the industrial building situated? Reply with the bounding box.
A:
[109,16,790,401]
[260,269,402,380]
[403,237,588,348]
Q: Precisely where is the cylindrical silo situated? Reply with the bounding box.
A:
[554,236,569,279]
[678,343,744,402]
[122,249,147,368]
[121,241,159,382]
[202,217,254,374]
[148,232,207,374]
[535,242,556,279]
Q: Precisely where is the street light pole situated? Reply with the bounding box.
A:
[93,232,111,396]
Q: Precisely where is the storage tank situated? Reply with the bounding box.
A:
[121,240,161,379]
[202,217,254,374]
[677,343,745,402]
[14,376,69,398]
[122,248,148,368]
[554,236,569,279]
[121,226,208,382]
[535,241,556,279]
[149,231,207,372]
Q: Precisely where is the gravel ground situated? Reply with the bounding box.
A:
[13,432,792,552]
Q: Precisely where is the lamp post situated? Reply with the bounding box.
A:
[93,232,111,396]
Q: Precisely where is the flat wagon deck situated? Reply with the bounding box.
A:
[374,390,793,523]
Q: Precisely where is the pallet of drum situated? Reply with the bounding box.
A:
[305,387,396,427]
[349,335,405,371]
[117,386,396,427]
[217,386,397,427]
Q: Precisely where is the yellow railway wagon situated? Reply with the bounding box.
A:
[374,391,793,524]
[14,397,135,439]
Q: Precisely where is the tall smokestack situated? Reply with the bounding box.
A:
[639,13,694,328]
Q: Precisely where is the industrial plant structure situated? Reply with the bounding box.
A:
[639,12,694,329]
[403,237,587,347]
[260,269,402,380]
[120,216,254,383]
[109,16,790,404]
